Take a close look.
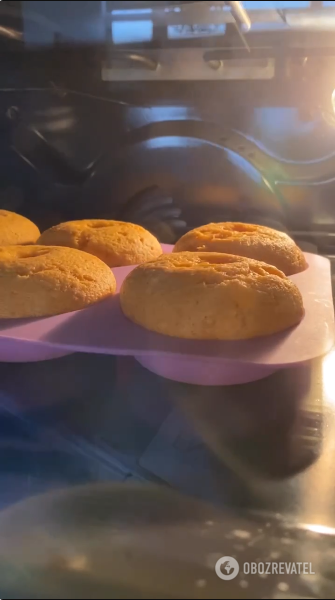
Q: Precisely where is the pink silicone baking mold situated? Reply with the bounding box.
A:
[0,245,333,386]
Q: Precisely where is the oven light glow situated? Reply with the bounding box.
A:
[112,9,152,15]
[305,523,335,536]
[322,349,335,403]
[332,89,335,113]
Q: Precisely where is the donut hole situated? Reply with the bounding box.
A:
[211,231,231,240]
[197,253,242,266]
[87,222,109,229]
[171,253,243,269]
[232,223,257,233]
[17,248,50,259]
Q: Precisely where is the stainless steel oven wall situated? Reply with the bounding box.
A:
[1,0,335,251]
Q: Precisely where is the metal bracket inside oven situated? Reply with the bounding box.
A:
[102,50,274,81]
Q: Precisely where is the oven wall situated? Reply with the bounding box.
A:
[1,0,335,253]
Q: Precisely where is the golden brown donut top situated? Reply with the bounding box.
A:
[173,222,307,275]
[142,250,287,283]
[0,245,116,318]
[0,210,40,245]
[37,220,162,267]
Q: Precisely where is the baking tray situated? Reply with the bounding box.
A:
[0,247,332,386]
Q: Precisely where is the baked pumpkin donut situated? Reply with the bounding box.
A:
[120,252,304,340]
[173,222,307,276]
[0,210,40,246]
[0,245,116,318]
[37,220,162,267]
